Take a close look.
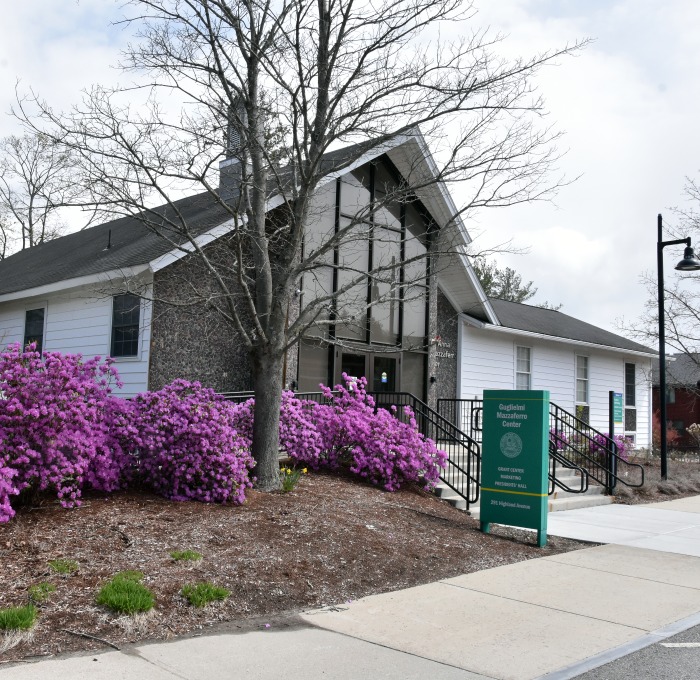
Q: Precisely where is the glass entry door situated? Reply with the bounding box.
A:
[336,350,399,392]
[340,352,367,384]
[372,355,397,392]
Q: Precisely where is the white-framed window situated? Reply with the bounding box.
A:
[111,294,141,358]
[24,306,47,354]
[576,355,589,403]
[515,346,531,390]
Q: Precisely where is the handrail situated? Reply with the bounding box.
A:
[369,392,481,509]
[549,441,589,495]
[219,389,481,510]
[549,403,644,492]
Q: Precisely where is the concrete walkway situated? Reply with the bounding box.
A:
[3,497,700,680]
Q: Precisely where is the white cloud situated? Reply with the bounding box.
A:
[1,0,699,340]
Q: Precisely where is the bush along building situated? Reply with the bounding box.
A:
[0,129,655,482]
[0,132,488,408]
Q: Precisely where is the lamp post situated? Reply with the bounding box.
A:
[657,213,700,480]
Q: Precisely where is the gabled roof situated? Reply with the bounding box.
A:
[651,352,700,386]
[0,133,494,321]
[0,191,226,297]
[465,298,656,356]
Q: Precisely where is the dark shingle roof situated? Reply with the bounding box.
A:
[0,137,396,298]
[651,353,700,386]
[487,298,656,355]
[0,191,229,296]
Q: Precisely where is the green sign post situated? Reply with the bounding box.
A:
[480,390,550,547]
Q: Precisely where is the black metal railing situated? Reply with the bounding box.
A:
[219,390,336,406]
[219,389,480,510]
[438,398,644,495]
[369,392,481,510]
[549,402,644,493]
[549,441,589,495]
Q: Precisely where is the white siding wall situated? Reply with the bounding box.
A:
[0,281,153,397]
[460,322,652,448]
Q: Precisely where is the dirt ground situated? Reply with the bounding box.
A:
[612,457,700,504]
[0,471,589,664]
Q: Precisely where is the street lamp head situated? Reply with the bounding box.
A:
[675,245,700,271]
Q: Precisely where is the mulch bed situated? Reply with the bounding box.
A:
[0,470,590,664]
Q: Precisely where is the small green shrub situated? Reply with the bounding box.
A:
[0,604,37,631]
[181,582,230,608]
[280,465,307,492]
[96,573,154,615]
[170,550,203,562]
[48,559,79,575]
[28,582,56,603]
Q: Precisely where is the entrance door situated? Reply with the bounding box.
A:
[372,355,397,392]
[340,352,368,384]
[335,350,399,392]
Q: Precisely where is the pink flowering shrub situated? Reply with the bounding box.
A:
[293,375,446,491]
[229,392,324,465]
[0,343,124,522]
[131,380,254,504]
[589,433,631,463]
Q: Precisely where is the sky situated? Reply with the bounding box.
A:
[0,0,699,337]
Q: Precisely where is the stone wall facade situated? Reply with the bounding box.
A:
[149,253,253,393]
[435,289,459,401]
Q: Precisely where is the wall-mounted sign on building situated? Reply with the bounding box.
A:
[480,390,550,547]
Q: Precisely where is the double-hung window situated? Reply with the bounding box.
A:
[576,355,589,403]
[24,308,46,354]
[515,346,531,390]
[111,294,141,357]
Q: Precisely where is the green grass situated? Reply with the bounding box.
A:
[96,572,155,615]
[113,570,145,583]
[28,582,56,603]
[0,604,37,631]
[48,558,79,575]
[170,550,203,562]
[181,582,230,608]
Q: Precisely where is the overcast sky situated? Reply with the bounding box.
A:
[0,0,698,337]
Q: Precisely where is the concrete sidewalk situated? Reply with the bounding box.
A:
[3,497,700,680]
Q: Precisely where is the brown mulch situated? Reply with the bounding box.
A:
[613,457,700,504]
[0,471,590,664]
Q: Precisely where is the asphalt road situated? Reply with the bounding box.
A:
[573,623,700,679]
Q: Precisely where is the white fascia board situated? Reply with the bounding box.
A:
[0,265,151,304]
[460,314,657,358]
[150,136,413,273]
[148,216,240,273]
[457,246,499,324]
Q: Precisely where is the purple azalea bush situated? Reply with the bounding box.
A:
[0,343,124,522]
[589,433,631,462]
[292,375,447,491]
[228,391,324,465]
[131,380,254,504]
[0,347,447,523]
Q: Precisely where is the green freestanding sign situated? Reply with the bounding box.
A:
[480,390,550,547]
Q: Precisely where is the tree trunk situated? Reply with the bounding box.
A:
[250,347,283,491]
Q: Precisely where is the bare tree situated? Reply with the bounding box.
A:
[23,0,585,490]
[0,132,83,254]
[623,178,700,390]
